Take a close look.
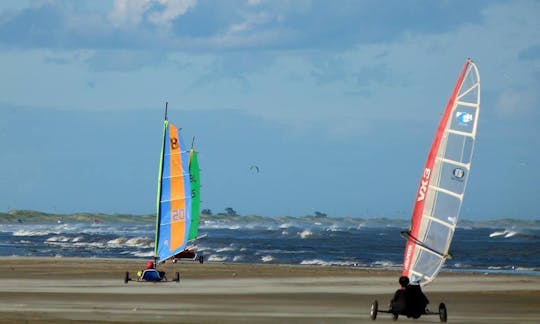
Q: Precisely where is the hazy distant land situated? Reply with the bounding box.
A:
[1,209,538,229]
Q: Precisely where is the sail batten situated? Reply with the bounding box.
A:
[436,157,470,169]
[429,185,463,199]
[446,129,475,137]
[425,215,456,228]
[455,100,479,108]
[402,59,480,285]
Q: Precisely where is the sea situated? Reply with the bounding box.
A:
[1,216,539,276]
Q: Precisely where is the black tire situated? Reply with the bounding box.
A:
[174,272,180,282]
[439,303,447,322]
[370,300,378,320]
[392,313,398,321]
[198,255,204,264]
[124,271,130,284]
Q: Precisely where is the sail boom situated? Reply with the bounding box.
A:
[415,242,446,258]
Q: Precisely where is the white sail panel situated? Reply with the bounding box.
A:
[403,59,480,285]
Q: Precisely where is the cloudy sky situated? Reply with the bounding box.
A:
[0,0,538,219]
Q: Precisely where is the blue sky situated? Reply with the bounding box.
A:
[0,0,538,219]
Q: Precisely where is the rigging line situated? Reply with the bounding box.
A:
[456,82,479,100]
[400,231,451,259]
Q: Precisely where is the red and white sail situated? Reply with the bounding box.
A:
[402,59,481,285]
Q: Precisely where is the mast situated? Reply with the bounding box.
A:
[153,102,169,267]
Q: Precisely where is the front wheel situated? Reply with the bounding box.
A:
[439,303,447,322]
[198,255,204,264]
[174,272,180,282]
[370,300,378,320]
[392,313,398,321]
[124,271,130,284]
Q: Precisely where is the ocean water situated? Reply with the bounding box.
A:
[1,217,539,276]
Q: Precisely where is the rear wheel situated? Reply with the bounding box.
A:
[439,303,447,322]
[370,300,378,320]
[124,271,130,284]
[174,272,180,282]
[392,313,398,321]
[198,255,204,264]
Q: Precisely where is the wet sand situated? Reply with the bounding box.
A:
[0,257,538,323]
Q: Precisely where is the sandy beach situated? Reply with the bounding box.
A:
[0,258,538,323]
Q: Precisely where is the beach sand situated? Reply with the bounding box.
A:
[0,258,538,323]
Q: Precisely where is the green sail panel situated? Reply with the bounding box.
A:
[188,149,200,241]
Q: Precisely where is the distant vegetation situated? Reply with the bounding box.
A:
[0,210,153,224]
[0,209,538,228]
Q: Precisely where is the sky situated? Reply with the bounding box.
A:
[0,0,539,219]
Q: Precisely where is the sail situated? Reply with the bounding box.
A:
[187,148,200,241]
[154,117,192,263]
[402,59,480,285]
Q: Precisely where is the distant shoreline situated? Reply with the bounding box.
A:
[2,209,538,228]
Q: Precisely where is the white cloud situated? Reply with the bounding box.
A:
[109,0,196,29]
[495,89,538,117]
[109,0,148,27]
[148,0,197,28]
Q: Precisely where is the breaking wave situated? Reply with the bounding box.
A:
[298,229,312,239]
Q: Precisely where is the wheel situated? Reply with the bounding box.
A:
[198,255,204,264]
[392,313,398,321]
[370,300,378,320]
[174,272,180,282]
[439,303,447,322]
[124,271,130,284]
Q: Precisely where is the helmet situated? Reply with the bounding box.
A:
[146,261,154,269]
[399,276,410,287]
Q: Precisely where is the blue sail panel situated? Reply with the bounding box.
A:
[156,122,192,263]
